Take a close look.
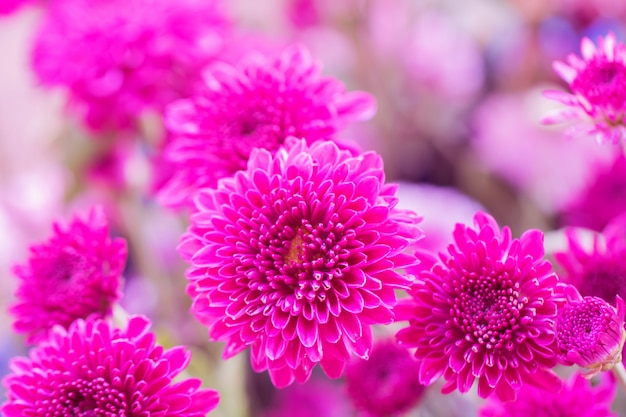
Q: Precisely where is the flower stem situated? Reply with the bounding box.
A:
[612,362,626,393]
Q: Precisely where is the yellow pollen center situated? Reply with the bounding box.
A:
[286,234,304,264]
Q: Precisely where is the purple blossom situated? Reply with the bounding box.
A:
[158,45,375,210]
[10,207,127,343]
[396,212,565,401]
[178,139,421,387]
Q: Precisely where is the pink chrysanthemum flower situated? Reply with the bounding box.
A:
[479,372,617,417]
[345,339,425,417]
[555,213,626,304]
[10,207,127,343]
[556,286,626,377]
[396,211,565,401]
[560,152,626,232]
[159,45,376,210]
[32,0,228,131]
[544,33,626,143]
[1,315,219,417]
[179,139,421,387]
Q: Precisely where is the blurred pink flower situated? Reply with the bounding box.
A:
[472,90,613,213]
[404,12,484,99]
[544,33,626,143]
[179,140,421,387]
[159,45,375,210]
[479,372,617,417]
[345,339,425,417]
[1,315,219,417]
[396,212,565,401]
[32,0,229,131]
[10,207,127,343]
[560,152,626,231]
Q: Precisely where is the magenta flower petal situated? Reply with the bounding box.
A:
[179,139,422,387]
[31,0,228,131]
[1,316,219,417]
[10,207,127,343]
[158,45,376,210]
[544,32,626,143]
[396,211,566,401]
[479,371,617,417]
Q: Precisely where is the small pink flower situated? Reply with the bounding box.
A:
[345,339,425,417]
[396,212,566,401]
[555,212,626,304]
[10,207,127,343]
[179,139,421,387]
[544,33,626,143]
[159,45,376,210]
[555,286,626,377]
[479,372,617,417]
[1,315,219,417]
[32,0,228,131]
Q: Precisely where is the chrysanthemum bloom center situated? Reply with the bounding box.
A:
[571,59,626,112]
[260,207,350,305]
[37,377,126,417]
[454,270,523,350]
[579,260,626,305]
[44,250,85,282]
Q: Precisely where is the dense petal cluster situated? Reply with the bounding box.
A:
[159,45,375,209]
[544,33,626,143]
[555,286,626,376]
[179,139,421,387]
[555,213,626,304]
[10,207,127,343]
[1,316,219,417]
[32,0,228,131]
[345,339,425,417]
[396,212,565,401]
[479,372,617,417]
